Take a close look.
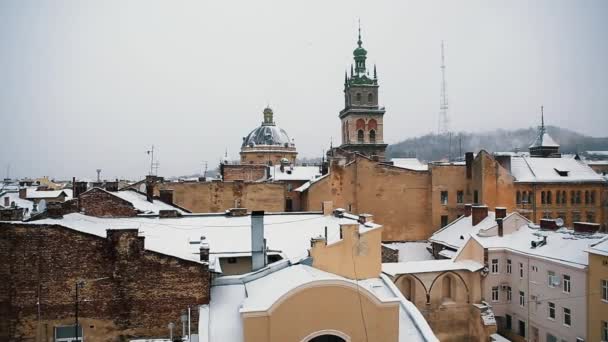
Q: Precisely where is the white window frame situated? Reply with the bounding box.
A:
[440,191,448,205]
[519,262,524,278]
[563,274,571,293]
[548,302,555,320]
[563,307,571,327]
[506,286,512,302]
[519,290,525,307]
[491,286,499,302]
[506,259,512,274]
[491,259,499,274]
[602,279,608,302]
[548,270,556,288]
[602,320,608,341]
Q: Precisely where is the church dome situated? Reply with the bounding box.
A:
[353,46,367,57]
[242,107,294,148]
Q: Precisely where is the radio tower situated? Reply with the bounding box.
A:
[438,40,449,135]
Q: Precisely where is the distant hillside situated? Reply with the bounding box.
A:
[386,126,608,161]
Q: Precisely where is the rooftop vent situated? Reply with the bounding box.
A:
[531,236,547,248]
[554,168,569,177]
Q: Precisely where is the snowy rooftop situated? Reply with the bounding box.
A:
[430,211,500,250]
[383,242,434,262]
[268,165,322,182]
[382,259,483,276]
[510,155,606,183]
[391,158,429,171]
[586,236,608,257]
[0,190,34,213]
[111,189,187,214]
[26,188,72,199]
[529,131,559,148]
[203,264,438,342]
[21,212,379,271]
[294,173,328,192]
[472,225,605,269]
[586,151,608,156]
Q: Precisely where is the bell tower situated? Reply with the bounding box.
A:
[338,24,387,159]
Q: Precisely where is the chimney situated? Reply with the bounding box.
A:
[472,205,488,226]
[540,219,559,230]
[199,239,210,262]
[228,207,248,217]
[105,181,119,192]
[465,152,474,179]
[358,213,373,224]
[495,207,507,220]
[145,175,156,203]
[464,204,472,217]
[159,209,180,218]
[251,211,266,272]
[496,218,504,237]
[19,187,27,199]
[322,201,333,216]
[159,189,174,205]
[573,222,600,234]
[73,181,88,198]
[3,196,9,207]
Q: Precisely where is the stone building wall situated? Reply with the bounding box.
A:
[0,223,210,341]
[78,188,138,217]
[157,181,285,213]
[221,164,267,182]
[430,164,469,230]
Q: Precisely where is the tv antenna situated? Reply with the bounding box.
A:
[438,40,450,135]
[146,145,160,176]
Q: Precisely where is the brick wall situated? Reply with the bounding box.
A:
[0,223,210,341]
[221,164,267,182]
[78,188,138,217]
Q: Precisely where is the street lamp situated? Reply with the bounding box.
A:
[74,277,109,342]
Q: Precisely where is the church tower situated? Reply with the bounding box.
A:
[337,25,387,159]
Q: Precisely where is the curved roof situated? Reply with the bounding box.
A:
[242,124,292,148]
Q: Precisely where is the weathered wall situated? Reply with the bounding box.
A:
[430,164,469,230]
[239,148,297,166]
[221,164,267,182]
[157,181,285,213]
[78,188,137,217]
[0,224,210,342]
[472,151,516,211]
[587,252,608,342]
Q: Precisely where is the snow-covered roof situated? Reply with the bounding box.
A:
[586,236,608,257]
[383,242,434,262]
[529,132,559,148]
[382,259,483,276]
[204,264,438,342]
[510,155,606,183]
[26,188,72,199]
[112,189,186,214]
[22,212,379,270]
[430,211,499,250]
[268,165,322,182]
[472,225,605,269]
[294,173,329,192]
[0,191,34,213]
[586,151,608,156]
[391,158,429,171]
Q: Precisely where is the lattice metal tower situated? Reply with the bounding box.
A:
[438,41,449,135]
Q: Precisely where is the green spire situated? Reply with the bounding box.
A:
[353,21,367,75]
[357,19,363,48]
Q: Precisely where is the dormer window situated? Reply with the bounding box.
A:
[554,168,569,177]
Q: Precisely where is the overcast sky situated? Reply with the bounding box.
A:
[1,0,606,180]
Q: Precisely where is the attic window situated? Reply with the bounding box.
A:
[554,168,569,177]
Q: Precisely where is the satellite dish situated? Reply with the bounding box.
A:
[38,199,47,213]
[556,218,564,227]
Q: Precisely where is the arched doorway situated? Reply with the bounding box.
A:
[308,335,346,342]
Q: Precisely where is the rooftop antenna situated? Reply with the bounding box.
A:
[146,145,159,175]
[96,169,102,182]
[438,40,450,135]
[202,161,208,178]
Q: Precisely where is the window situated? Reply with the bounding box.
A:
[505,314,512,330]
[506,286,512,302]
[562,191,567,204]
[571,191,575,205]
[491,259,499,274]
[357,129,364,143]
[547,191,552,204]
[440,191,448,205]
[591,190,596,205]
[563,274,571,293]
[541,191,546,204]
[585,190,590,204]
[602,279,608,301]
[586,211,595,223]
[576,191,582,204]
[573,211,581,223]
[556,191,561,204]
[548,302,556,319]
[519,290,525,307]
[440,215,448,228]
[356,93,361,102]
[547,334,558,342]
[602,320,608,341]
[563,307,571,327]
[516,191,521,204]
[519,262,524,278]
[457,190,464,204]
[507,259,512,274]
[367,93,373,103]
[474,190,479,204]
[492,286,499,302]
[518,320,526,337]
[369,129,376,143]
[548,270,556,287]
[531,265,538,272]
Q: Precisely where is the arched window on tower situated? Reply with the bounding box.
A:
[357,130,364,143]
[368,93,373,103]
[516,191,521,204]
[356,93,362,103]
[369,130,376,143]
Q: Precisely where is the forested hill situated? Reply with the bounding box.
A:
[386,126,608,161]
